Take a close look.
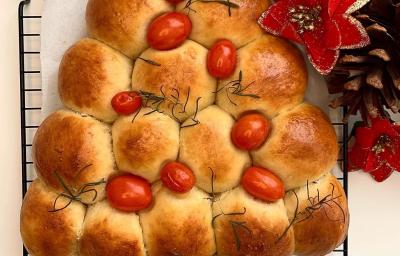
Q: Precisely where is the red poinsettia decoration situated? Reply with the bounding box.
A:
[348,118,400,182]
[258,0,371,74]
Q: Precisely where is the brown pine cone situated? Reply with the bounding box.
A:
[326,0,400,122]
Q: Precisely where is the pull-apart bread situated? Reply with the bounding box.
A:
[21,0,348,255]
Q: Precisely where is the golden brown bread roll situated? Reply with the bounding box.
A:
[139,183,216,256]
[80,200,146,256]
[176,0,268,48]
[131,40,216,122]
[86,0,172,58]
[58,38,133,122]
[179,105,251,193]
[284,174,349,256]
[20,179,86,256]
[252,103,339,190]
[32,110,114,204]
[112,108,180,182]
[213,187,295,256]
[216,35,307,119]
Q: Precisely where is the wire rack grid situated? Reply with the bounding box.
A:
[18,0,348,255]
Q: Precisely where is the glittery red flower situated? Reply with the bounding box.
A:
[348,118,400,182]
[258,0,370,74]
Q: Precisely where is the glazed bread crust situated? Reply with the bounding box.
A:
[32,110,114,204]
[216,35,308,119]
[177,0,269,48]
[86,0,172,58]
[179,105,251,193]
[213,187,295,256]
[252,103,339,190]
[284,174,349,256]
[58,38,133,122]
[139,184,216,256]
[112,108,180,182]
[20,179,85,256]
[131,40,216,122]
[80,201,146,256]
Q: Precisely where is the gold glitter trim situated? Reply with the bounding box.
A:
[338,15,371,49]
[258,9,284,37]
[307,48,339,75]
[346,0,370,14]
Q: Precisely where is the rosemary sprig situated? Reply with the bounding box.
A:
[276,190,299,243]
[296,181,346,224]
[203,167,218,206]
[212,206,247,225]
[180,97,201,128]
[212,204,250,251]
[49,171,105,213]
[276,180,346,243]
[136,57,161,66]
[230,220,252,250]
[135,87,200,127]
[215,71,260,106]
[203,167,251,251]
[140,87,167,116]
[72,163,93,182]
[131,106,142,123]
[184,0,239,16]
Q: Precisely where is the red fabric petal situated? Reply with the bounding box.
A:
[334,14,370,49]
[348,143,370,171]
[328,0,342,17]
[331,0,356,15]
[371,118,398,138]
[336,0,369,14]
[304,33,339,74]
[393,124,400,134]
[355,126,376,148]
[259,12,286,36]
[258,0,306,43]
[298,2,340,72]
[393,142,400,171]
[364,152,378,173]
[324,20,341,50]
[292,0,321,6]
[370,163,394,182]
[383,136,400,171]
[281,23,303,43]
[258,0,291,36]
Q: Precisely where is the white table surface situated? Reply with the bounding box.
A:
[1,0,400,255]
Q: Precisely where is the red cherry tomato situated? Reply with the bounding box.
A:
[231,113,271,150]
[207,39,237,79]
[111,91,142,115]
[106,174,152,212]
[160,162,195,193]
[147,12,192,50]
[241,167,285,202]
[167,0,184,4]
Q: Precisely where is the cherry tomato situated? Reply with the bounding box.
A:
[231,113,271,150]
[167,0,184,4]
[241,167,285,202]
[147,12,192,50]
[160,162,195,193]
[111,91,142,115]
[106,174,152,212]
[207,39,237,79]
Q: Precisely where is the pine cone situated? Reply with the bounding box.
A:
[326,0,400,122]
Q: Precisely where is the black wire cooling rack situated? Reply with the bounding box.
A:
[18,0,349,255]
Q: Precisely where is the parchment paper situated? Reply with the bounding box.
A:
[41,0,88,120]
